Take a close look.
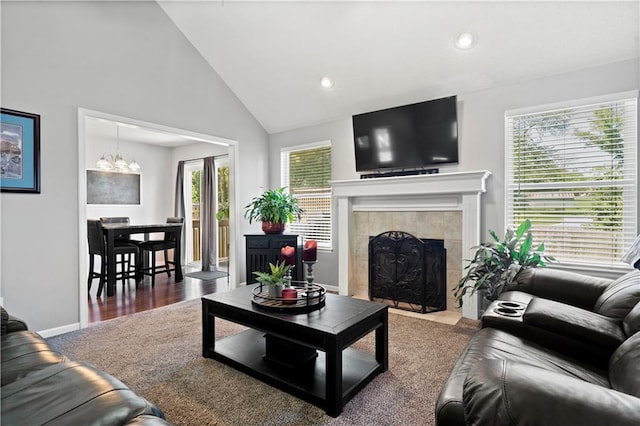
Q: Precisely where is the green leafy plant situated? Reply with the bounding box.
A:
[244,187,303,224]
[453,219,555,307]
[215,202,229,221]
[253,260,292,286]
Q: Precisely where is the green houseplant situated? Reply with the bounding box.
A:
[215,201,229,222]
[244,187,303,234]
[453,219,555,308]
[253,260,293,298]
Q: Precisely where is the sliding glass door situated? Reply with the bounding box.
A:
[184,157,229,269]
[184,160,203,267]
[216,159,229,269]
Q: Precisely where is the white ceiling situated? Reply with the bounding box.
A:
[158,0,640,134]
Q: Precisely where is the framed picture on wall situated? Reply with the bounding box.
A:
[1,108,41,193]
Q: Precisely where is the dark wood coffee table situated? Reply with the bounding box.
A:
[202,285,388,417]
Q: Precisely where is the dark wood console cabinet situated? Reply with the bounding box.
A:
[245,234,303,283]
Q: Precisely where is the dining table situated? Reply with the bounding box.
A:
[101,222,184,297]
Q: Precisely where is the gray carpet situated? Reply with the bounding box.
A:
[47,298,478,425]
[184,270,229,281]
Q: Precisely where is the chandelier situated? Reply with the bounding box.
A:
[96,124,141,172]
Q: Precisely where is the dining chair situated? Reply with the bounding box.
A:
[137,217,184,287]
[99,217,137,272]
[87,219,139,297]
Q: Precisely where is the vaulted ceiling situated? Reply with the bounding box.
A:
[158,1,639,135]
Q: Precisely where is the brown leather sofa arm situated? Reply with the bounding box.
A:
[463,360,640,426]
[505,268,612,310]
[523,297,627,350]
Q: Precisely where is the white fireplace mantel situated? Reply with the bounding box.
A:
[331,170,492,319]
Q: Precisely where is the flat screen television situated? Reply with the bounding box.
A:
[352,95,459,173]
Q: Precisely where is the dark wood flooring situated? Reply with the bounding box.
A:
[87,265,230,323]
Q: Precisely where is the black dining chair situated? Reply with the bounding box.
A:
[87,219,139,297]
[99,217,138,272]
[137,217,184,287]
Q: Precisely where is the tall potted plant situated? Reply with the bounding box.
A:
[244,187,303,234]
[453,219,554,309]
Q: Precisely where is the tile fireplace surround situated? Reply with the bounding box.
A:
[331,170,492,320]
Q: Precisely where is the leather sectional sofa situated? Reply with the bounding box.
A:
[436,268,640,426]
[1,306,172,425]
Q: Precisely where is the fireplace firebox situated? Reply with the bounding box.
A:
[369,230,446,313]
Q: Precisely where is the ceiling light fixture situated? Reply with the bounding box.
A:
[455,31,476,50]
[320,76,334,89]
[96,124,141,172]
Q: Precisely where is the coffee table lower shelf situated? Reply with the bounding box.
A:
[208,329,382,415]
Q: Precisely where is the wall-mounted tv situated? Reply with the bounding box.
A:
[352,95,459,173]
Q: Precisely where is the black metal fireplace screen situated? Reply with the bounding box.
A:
[369,230,446,313]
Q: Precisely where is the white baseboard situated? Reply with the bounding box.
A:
[322,284,339,293]
[38,322,81,338]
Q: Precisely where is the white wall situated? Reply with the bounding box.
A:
[270,58,640,287]
[268,120,352,286]
[172,143,228,166]
[86,138,175,225]
[0,1,269,332]
[458,58,639,239]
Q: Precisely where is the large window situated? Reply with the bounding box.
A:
[281,141,332,249]
[505,92,637,269]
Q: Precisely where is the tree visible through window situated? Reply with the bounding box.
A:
[506,93,637,267]
[281,142,332,249]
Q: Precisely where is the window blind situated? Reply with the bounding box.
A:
[505,93,637,268]
[281,143,332,249]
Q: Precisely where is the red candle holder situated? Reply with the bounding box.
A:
[282,288,297,305]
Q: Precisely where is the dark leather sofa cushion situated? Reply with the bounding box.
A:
[1,361,165,425]
[1,331,68,386]
[523,297,627,349]
[623,302,640,337]
[610,332,640,398]
[1,306,7,335]
[594,270,640,319]
[434,328,608,426]
[1,306,29,335]
[496,290,534,305]
[463,360,640,426]
[507,268,612,310]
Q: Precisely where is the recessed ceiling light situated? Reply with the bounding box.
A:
[320,76,334,89]
[455,31,476,50]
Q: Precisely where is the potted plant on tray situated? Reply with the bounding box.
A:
[244,187,304,234]
[453,219,555,310]
[253,260,293,298]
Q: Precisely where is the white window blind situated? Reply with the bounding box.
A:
[281,142,332,249]
[505,93,637,268]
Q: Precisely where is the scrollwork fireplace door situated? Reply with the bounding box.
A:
[369,230,446,313]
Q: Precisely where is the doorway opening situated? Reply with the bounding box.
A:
[183,157,230,271]
[78,108,239,327]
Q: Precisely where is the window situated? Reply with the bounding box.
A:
[505,92,637,269]
[281,142,332,249]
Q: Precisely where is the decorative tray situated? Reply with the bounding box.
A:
[252,282,326,313]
